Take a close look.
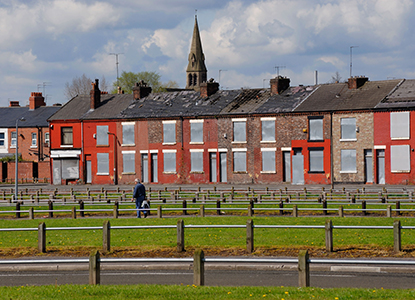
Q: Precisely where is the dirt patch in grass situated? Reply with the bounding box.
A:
[0,245,414,259]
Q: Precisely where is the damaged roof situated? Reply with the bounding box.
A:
[294,79,402,112]
[375,79,415,109]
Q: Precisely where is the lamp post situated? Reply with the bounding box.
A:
[15,117,25,201]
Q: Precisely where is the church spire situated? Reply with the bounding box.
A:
[186,15,207,91]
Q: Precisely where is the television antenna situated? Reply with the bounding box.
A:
[109,53,124,87]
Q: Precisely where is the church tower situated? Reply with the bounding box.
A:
[186,15,207,91]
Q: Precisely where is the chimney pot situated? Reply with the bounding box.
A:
[90,79,101,109]
[133,81,152,100]
[348,76,368,89]
[270,76,290,95]
[200,79,219,98]
[29,92,46,110]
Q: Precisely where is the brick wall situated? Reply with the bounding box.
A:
[7,161,34,182]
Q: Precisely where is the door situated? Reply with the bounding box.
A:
[283,151,291,183]
[210,152,217,182]
[377,149,385,184]
[86,160,92,184]
[219,152,227,183]
[151,153,158,183]
[364,149,373,183]
[52,159,61,185]
[292,149,304,185]
[141,154,148,183]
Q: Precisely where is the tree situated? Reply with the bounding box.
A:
[112,71,178,94]
[331,71,342,83]
[64,74,108,100]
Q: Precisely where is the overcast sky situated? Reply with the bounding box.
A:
[1,0,414,107]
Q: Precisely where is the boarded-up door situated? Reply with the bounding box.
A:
[53,159,61,185]
[377,149,385,184]
[292,149,304,185]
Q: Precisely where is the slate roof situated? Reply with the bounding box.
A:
[294,79,402,112]
[120,85,316,119]
[0,106,61,128]
[375,79,415,109]
[48,94,134,121]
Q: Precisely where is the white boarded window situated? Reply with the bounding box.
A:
[190,121,203,143]
[163,121,176,144]
[122,152,135,173]
[97,153,109,174]
[96,125,108,146]
[233,150,247,172]
[391,145,410,172]
[341,149,356,172]
[261,118,275,142]
[341,118,356,140]
[391,112,410,139]
[261,148,275,172]
[122,123,135,145]
[190,150,203,172]
[309,149,324,172]
[163,151,176,172]
[309,117,323,141]
[233,119,246,142]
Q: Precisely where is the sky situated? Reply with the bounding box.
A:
[1,0,415,107]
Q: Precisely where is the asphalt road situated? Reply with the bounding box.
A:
[1,269,414,289]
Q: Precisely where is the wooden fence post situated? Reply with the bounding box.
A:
[322,200,327,215]
[102,220,110,253]
[48,200,53,218]
[38,222,46,253]
[89,250,100,285]
[15,202,21,219]
[298,250,310,287]
[325,219,333,252]
[79,200,84,217]
[292,205,298,217]
[71,207,77,219]
[362,200,367,216]
[394,220,401,253]
[338,206,344,218]
[113,201,119,219]
[246,219,254,254]
[29,207,34,220]
[182,200,188,215]
[248,200,253,217]
[193,249,204,286]
[279,200,284,215]
[199,205,205,217]
[177,219,185,252]
[386,205,392,218]
[216,200,221,215]
[157,205,162,218]
[396,201,401,216]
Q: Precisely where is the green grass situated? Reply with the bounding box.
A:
[0,284,414,299]
[0,217,414,250]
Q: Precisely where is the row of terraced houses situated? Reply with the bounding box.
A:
[3,17,415,186]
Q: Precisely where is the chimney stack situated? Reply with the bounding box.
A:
[90,79,101,109]
[200,79,219,98]
[9,101,20,107]
[29,92,46,110]
[270,76,290,95]
[348,76,368,89]
[133,80,152,100]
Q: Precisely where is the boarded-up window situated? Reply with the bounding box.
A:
[123,152,135,173]
[309,117,323,141]
[122,124,135,145]
[97,153,109,174]
[190,121,203,143]
[233,120,246,142]
[341,118,356,140]
[391,112,410,139]
[262,149,275,172]
[163,152,176,172]
[61,127,73,145]
[191,150,203,172]
[341,149,356,172]
[391,145,410,172]
[163,122,176,144]
[96,125,108,146]
[309,149,324,172]
[62,159,79,179]
[233,151,246,172]
[261,119,275,142]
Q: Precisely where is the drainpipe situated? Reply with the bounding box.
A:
[330,112,334,189]
[81,120,84,183]
[108,131,117,185]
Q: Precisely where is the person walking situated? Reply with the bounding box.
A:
[132,178,147,218]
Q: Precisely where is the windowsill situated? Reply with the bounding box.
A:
[232,141,247,144]
[162,142,176,145]
[233,171,247,174]
[96,145,109,147]
[122,172,136,175]
[260,171,276,174]
[340,139,357,142]
[10,146,16,149]
[61,145,73,148]
[121,144,135,147]
[190,171,204,174]
[189,142,204,145]
[97,173,110,175]
[30,146,37,148]
[308,171,325,174]
[340,171,357,174]
[163,171,177,174]
[260,140,276,143]
[391,137,410,140]
[391,170,410,173]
